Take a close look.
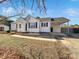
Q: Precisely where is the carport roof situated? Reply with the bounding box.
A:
[51,17,70,25]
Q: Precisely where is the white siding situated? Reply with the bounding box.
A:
[17,23,26,32]
[40,21,51,32]
[27,18,40,32]
[0,25,9,31]
[16,17,51,32]
[11,22,16,31]
[53,25,61,33]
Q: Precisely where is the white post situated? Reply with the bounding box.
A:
[67,22,70,34]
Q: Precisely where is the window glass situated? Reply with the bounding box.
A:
[41,22,48,27]
[0,27,4,31]
[36,22,37,28]
[41,23,43,27]
[29,23,30,28]
[19,24,21,28]
[46,22,48,27]
[29,22,37,28]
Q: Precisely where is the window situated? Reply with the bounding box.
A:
[29,22,38,28]
[46,22,48,27]
[29,23,30,28]
[0,27,4,31]
[25,23,27,30]
[41,22,48,27]
[36,22,37,28]
[19,24,21,28]
[41,23,43,27]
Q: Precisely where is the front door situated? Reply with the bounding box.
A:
[51,27,53,32]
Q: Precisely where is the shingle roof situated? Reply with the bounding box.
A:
[36,17,54,21]
[17,16,69,24]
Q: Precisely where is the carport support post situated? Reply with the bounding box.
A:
[67,22,70,34]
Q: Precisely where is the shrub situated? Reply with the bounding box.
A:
[7,30,10,33]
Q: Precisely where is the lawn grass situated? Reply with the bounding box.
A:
[64,38,79,59]
[0,34,75,59]
[0,34,56,51]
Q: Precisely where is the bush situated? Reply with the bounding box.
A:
[7,30,10,33]
[73,28,79,33]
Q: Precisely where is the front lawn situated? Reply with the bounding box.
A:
[66,38,79,59]
[0,34,74,59]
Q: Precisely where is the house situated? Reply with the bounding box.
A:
[11,16,69,33]
[0,24,9,31]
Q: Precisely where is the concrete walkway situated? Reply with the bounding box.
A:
[12,35,57,41]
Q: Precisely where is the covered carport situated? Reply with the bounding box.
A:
[51,17,70,33]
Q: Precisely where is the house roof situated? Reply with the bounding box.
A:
[0,24,9,27]
[16,16,69,24]
[36,17,54,21]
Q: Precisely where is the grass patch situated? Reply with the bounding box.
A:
[66,38,79,59]
[0,34,75,59]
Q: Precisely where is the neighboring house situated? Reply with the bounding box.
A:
[11,15,69,33]
[0,24,9,31]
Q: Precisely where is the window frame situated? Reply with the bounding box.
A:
[0,27,4,31]
[41,22,48,27]
[29,22,38,28]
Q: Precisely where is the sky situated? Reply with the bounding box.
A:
[0,0,79,25]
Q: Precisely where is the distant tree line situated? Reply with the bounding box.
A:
[62,24,79,33]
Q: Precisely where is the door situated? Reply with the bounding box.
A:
[51,27,53,32]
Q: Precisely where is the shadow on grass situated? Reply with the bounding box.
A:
[67,33,79,39]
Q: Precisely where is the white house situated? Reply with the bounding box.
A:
[0,24,9,31]
[11,16,69,33]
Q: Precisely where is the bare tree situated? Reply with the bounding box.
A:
[0,0,46,17]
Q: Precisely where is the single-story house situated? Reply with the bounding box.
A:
[0,24,9,31]
[11,15,69,33]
